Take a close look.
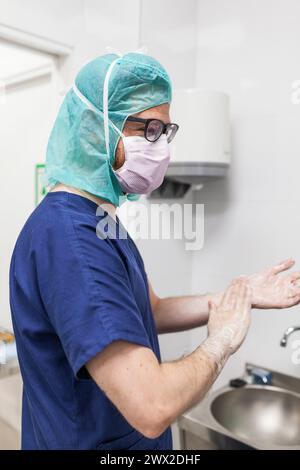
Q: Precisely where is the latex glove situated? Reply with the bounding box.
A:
[201,279,252,372]
[239,259,300,309]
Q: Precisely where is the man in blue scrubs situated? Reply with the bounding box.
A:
[9,53,300,450]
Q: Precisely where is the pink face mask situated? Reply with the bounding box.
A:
[114,133,170,194]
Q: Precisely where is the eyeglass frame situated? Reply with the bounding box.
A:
[126,116,179,143]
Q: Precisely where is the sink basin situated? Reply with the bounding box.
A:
[211,385,300,447]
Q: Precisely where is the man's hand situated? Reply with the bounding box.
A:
[202,279,252,371]
[206,279,252,354]
[238,259,300,309]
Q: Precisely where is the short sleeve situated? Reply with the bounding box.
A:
[36,212,152,380]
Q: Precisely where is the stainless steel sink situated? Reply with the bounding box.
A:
[211,386,300,447]
[178,364,300,450]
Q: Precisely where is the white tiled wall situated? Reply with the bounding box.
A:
[189,0,300,387]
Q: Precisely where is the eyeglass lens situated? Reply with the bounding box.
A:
[146,120,178,143]
[146,120,164,142]
[165,123,178,143]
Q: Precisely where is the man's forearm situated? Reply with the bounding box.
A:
[148,337,229,437]
[87,337,229,440]
[153,293,222,334]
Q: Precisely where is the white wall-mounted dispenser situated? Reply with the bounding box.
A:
[150,89,231,198]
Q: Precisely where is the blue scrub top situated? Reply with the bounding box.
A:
[9,192,173,450]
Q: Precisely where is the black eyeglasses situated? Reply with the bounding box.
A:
[126,116,179,143]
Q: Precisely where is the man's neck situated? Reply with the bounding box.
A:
[50,183,117,220]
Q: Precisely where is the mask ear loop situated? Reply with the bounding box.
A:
[72,82,100,114]
[72,80,125,149]
[103,57,123,159]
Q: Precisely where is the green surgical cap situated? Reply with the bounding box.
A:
[45,52,172,206]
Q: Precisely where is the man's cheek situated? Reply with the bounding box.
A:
[113,140,125,170]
